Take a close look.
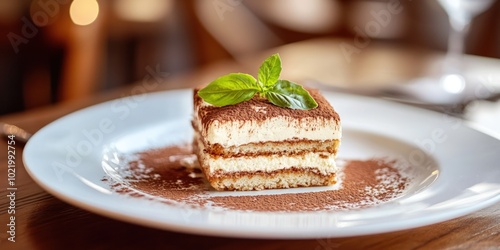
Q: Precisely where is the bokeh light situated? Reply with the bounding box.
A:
[70,0,99,26]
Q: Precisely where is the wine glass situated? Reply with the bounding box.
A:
[439,0,495,74]
[390,0,496,108]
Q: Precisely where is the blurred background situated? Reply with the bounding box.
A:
[1,0,499,115]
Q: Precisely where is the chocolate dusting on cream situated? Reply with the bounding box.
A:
[193,88,340,128]
[105,145,410,212]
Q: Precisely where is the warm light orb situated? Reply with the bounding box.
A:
[70,0,99,26]
[440,74,466,94]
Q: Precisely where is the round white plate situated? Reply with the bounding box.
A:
[23,89,500,239]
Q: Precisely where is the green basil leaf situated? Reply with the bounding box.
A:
[198,73,259,106]
[198,54,318,110]
[258,53,282,89]
[265,80,318,110]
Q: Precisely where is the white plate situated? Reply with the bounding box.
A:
[23,89,500,239]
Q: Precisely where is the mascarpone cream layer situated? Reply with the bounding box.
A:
[197,139,337,175]
[194,102,341,147]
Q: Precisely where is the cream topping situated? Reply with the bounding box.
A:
[194,100,341,147]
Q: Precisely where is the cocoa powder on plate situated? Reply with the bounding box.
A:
[105,145,409,212]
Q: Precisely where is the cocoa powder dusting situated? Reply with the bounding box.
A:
[105,145,409,212]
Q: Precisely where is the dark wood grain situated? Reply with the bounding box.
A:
[1,42,499,250]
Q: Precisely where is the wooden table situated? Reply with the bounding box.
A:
[1,39,499,249]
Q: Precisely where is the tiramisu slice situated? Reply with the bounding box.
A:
[192,89,341,191]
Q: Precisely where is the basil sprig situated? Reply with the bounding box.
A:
[198,54,318,110]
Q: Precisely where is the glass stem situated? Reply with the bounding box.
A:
[444,16,471,75]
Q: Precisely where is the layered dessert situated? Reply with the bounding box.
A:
[192,89,341,191]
